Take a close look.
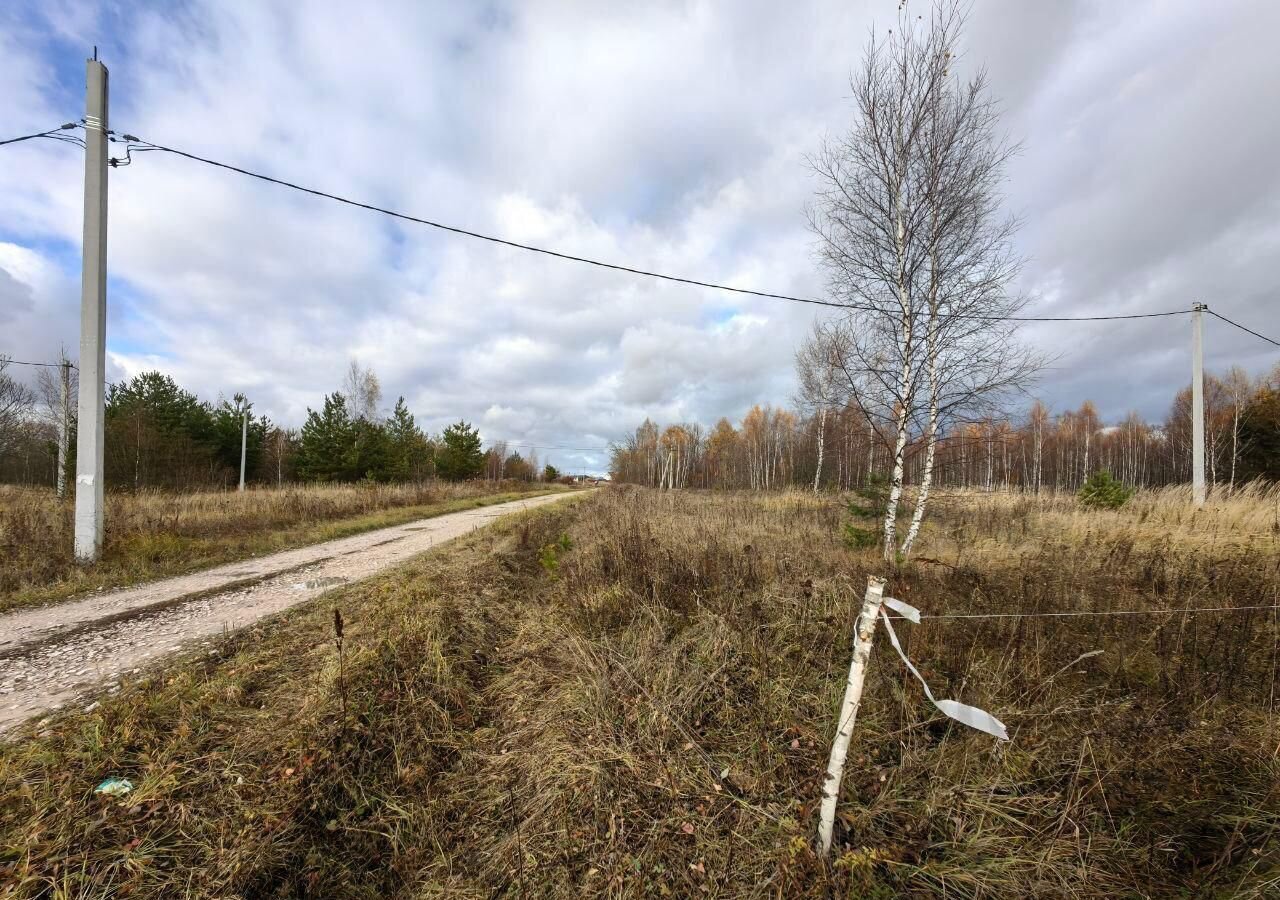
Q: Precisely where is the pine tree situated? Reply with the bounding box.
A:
[297,392,354,481]
[350,417,392,481]
[436,420,484,481]
[1078,470,1134,510]
[386,396,433,481]
[103,371,217,488]
[210,399,270,480]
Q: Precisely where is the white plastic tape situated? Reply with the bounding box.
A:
[882,597,921,623]
[880,609,1009,741]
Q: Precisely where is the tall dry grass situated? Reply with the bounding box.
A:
[0,486,1275,897]
[924,482,1280,558]
[0,480,550,609]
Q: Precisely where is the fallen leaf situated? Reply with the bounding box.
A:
[680,822,695,835]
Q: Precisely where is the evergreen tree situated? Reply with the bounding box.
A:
[1078,470,1134,509]
[436,420,484,481]
[297,392,355,481]
[105,371,213,440]
[543,464,560,482]
[386,396,433,481]
[1239,385,1280,480]
[104,371,217,488]
[210,397,270,480]
[350,416,393,481]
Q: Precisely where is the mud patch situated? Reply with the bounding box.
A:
[294,576,349,591]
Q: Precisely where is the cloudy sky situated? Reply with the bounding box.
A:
[2,0,1278,473]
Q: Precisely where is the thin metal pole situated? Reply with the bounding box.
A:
[74,58,108,562]
[239,406,248,492]
[1191,302,1205,506]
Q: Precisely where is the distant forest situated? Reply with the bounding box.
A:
[609,364,1280,492]
[0,360,557,490]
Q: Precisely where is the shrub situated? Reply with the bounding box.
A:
[841,475,888,549]
[842,522,880,550]
[539,531,573,577]
[847,474,889,519]
[1078,470,1135,509]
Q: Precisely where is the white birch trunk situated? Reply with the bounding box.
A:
[985,437,993,491]
[1083,429,1090,480]
[813,407,827,493]
[817,575,887,856]
[882,189,913,563]
[1230,405,1239,491]
[901,382,938,558]
[866,418,875,485]
[1033,425,1042,494]
[882,404,910,563]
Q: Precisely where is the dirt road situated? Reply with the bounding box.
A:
[0,491,575,736]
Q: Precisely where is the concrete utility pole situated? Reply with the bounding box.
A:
[74,57,109,562]
[1191,302,1206,507]
[56,359,71,499]
[239,403,248,492]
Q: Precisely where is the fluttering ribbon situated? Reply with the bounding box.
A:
[879,600,1009,741]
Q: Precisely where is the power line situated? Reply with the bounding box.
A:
[1207,309,1280,348]
[0,357,76,369]
[905,603,1280,621]
[0,123,83,148]
[113,135,847,310]
[114,131,1210,325]
[488,440,613,453]
[8,124,1276,340]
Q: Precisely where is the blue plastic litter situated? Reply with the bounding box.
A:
[94,777,133,796]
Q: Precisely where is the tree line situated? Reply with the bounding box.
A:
[610,364,1280,495]
[0,358,559,490]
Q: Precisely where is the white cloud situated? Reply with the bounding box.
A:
[2,0,1278,476]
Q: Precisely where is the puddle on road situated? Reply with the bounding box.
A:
[293,576,349,591]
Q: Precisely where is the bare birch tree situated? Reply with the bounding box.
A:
[1223,366,1254,491]
[343,359,383,422]
[808,1,1038,562]
[0,358,37,465]
[796,322,845,492]
[34,349,77,497]
[898,41,1040,556]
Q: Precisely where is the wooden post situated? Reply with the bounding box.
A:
[818,575,887,856]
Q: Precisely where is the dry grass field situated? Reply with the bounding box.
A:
[0,485,1277,897]
[0,481,555,611]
